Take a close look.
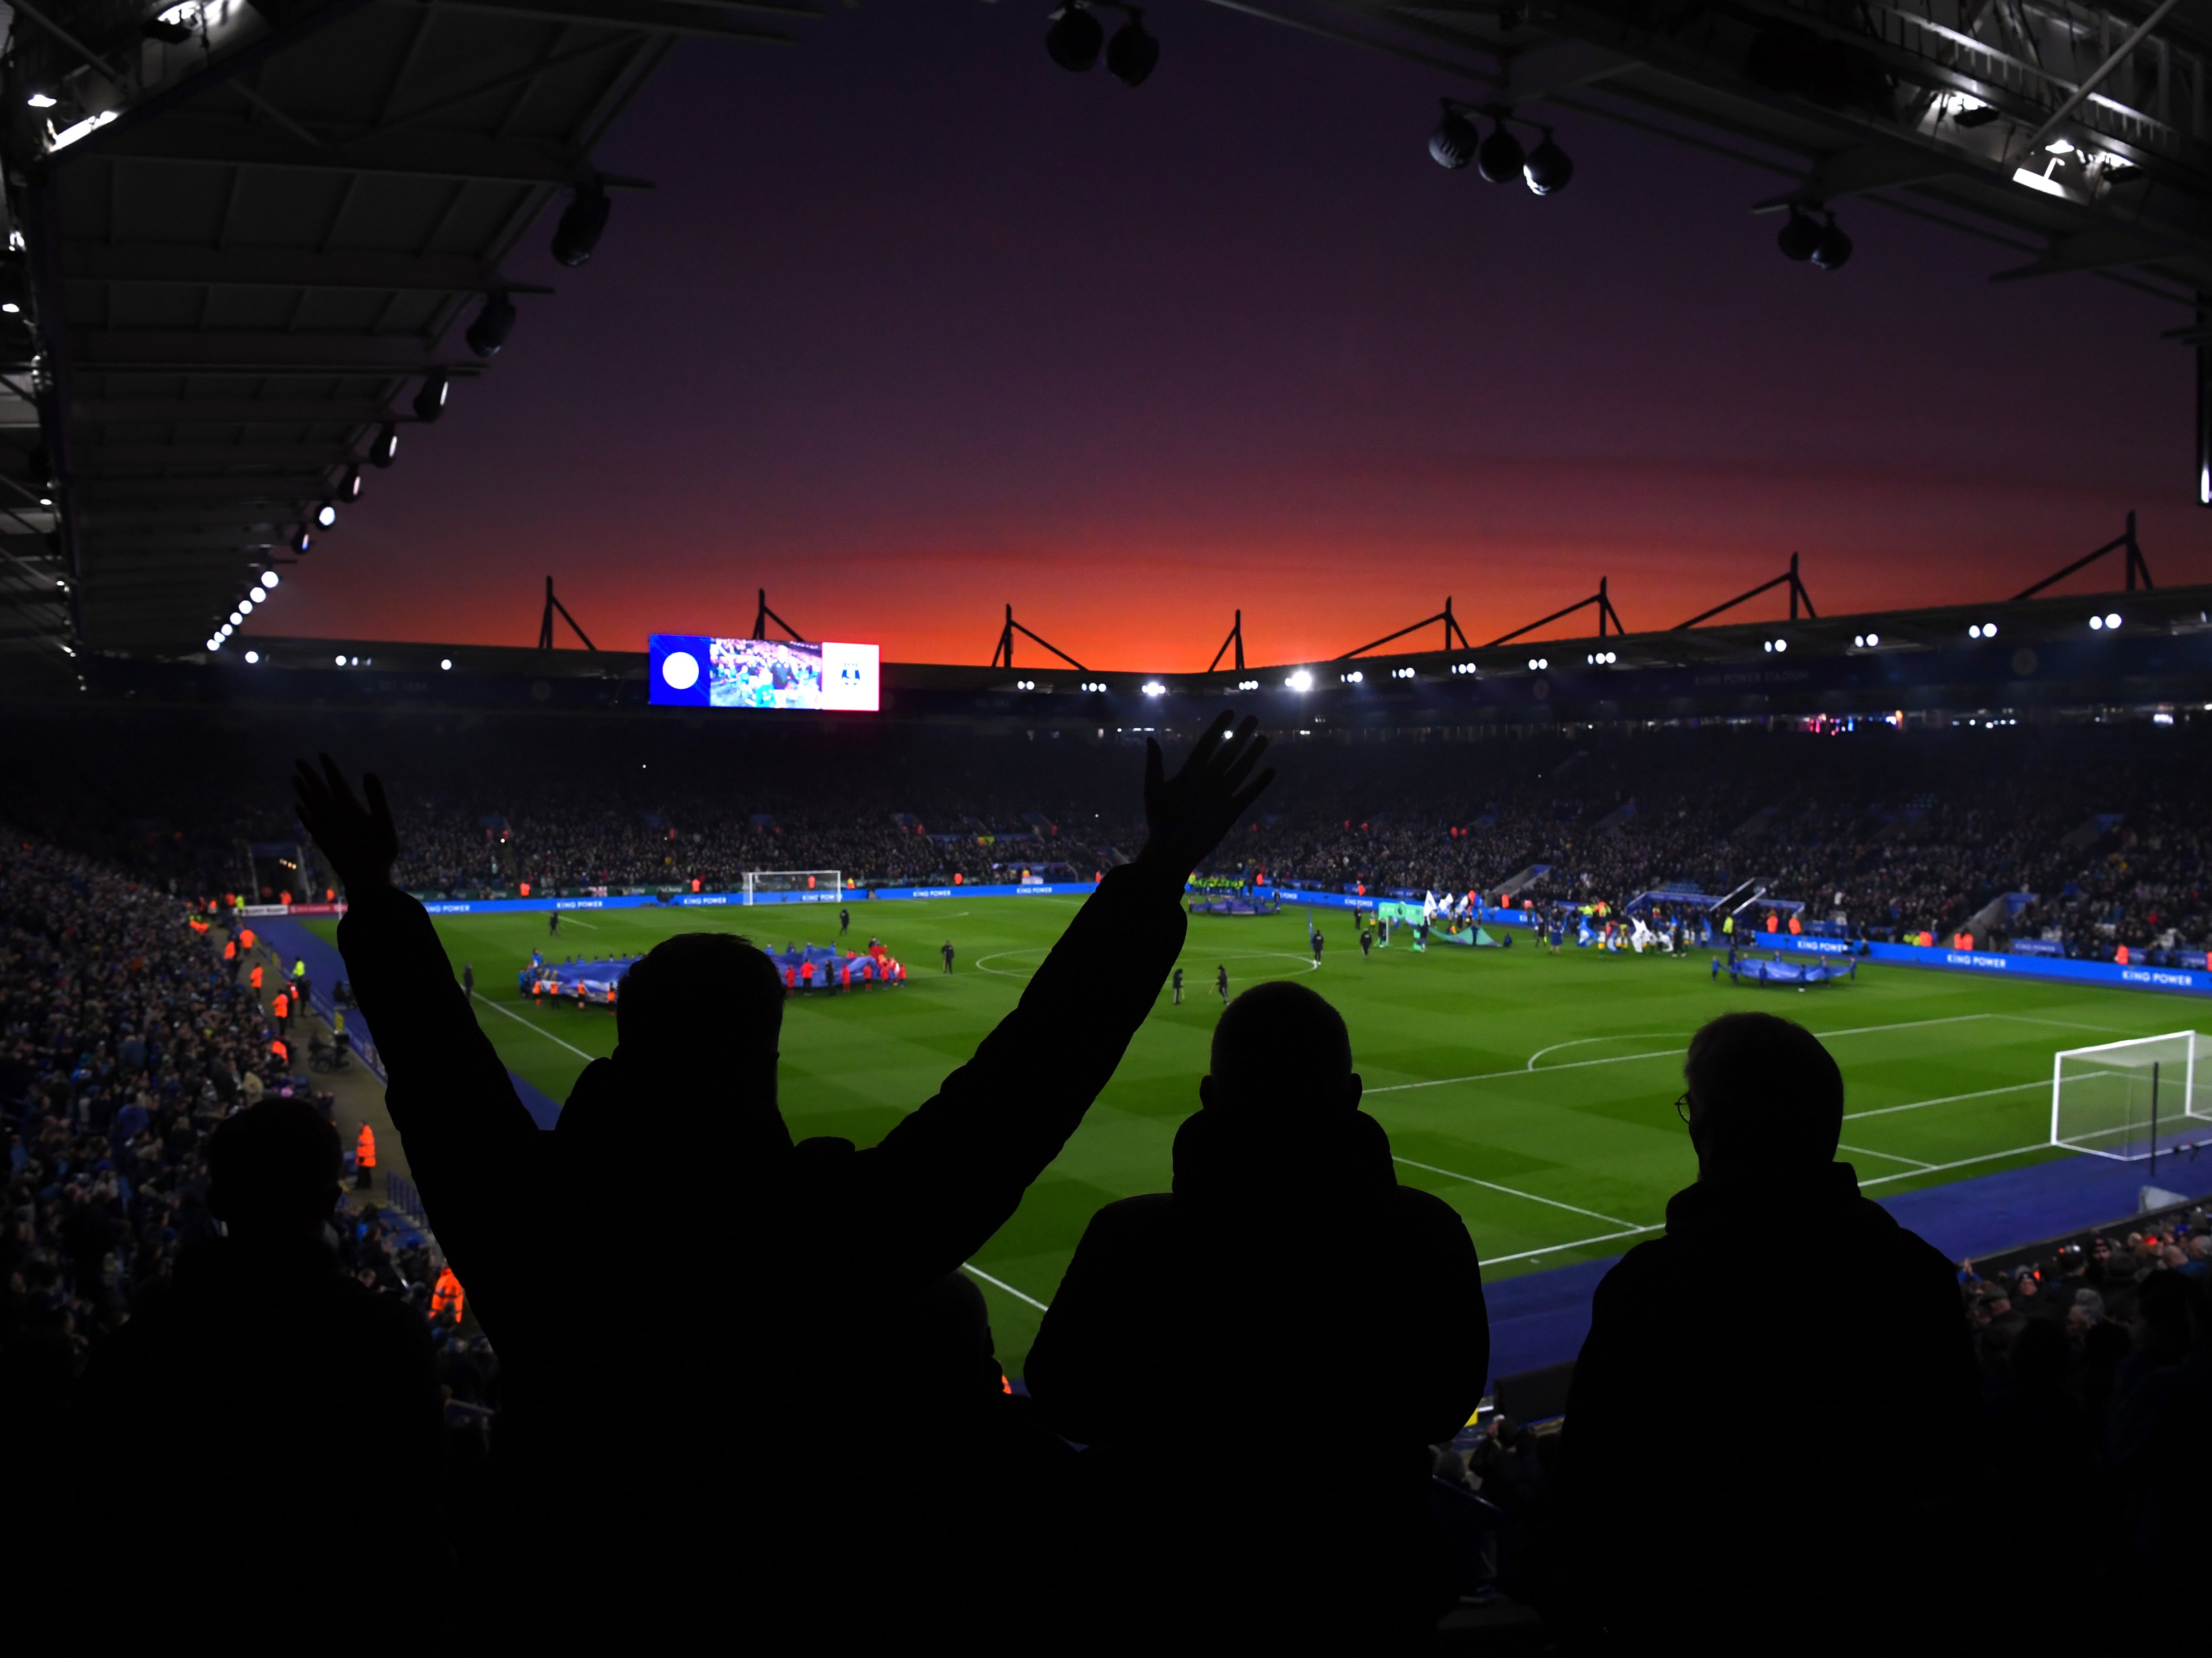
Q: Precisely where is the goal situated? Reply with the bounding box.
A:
[741,870,844,906]
[2050,1032,2209,1162]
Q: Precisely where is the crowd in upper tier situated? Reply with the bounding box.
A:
[5,712,2206,959]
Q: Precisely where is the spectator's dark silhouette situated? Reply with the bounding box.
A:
[1026,980,1487,1645]
[79,1098,444,1652]
[293,714,1272,1640]
[1557,1012,1975,1653]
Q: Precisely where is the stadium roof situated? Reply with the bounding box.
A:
[0,0,811,661]
[79,575,2212,725]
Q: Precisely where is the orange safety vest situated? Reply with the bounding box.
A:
[250,964,264,990]
[430,1267,464,1320]
[1764,914,1778,933]
[272,992,289,1020]
[223,940,237,961]
[240,928,256,950]
[356,1124,376,1169]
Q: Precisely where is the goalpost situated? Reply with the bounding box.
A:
[741,870,844,906]
[2050,1032,2209,1162]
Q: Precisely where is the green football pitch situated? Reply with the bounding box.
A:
[312,899,2198,1376]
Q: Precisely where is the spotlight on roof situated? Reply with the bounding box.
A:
[441,658,454,671]
[1522,129,1573,195]
[1429,101,1478,170]
[465,290,517,358]
[1046,4,1104,71]
[293,531,312,555]
[370,424,399,468]
[1969,622,1998,639]
[1286,669,1313,692]
[1141,680,1167,696]
[1476,120,1526,185]
[1105,9,1159,86]
[1811,213,1853,271]
[314,502,338,530]
[1777,207,1823,261]
[2097,611,2122,629]
[341,465,364,500]
[249,585,266,603]
[1526,656,1548,671]
[413,373,450,424]
[245,650,260,663]
[262,570,279,588]
[551,179,611,267]
[26,92,56,109]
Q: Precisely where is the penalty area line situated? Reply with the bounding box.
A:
[1486,1223,1662,1268]
[962,1262,1049,1312]
[470,990,599,1061]
[1390,1156,1639,1229]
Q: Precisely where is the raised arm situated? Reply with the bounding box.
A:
[842,712,1274,1287]
[295,757,548,1335]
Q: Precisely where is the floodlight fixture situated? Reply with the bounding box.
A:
[466,291,517,358]
[1341,669,1364,683]
[336,654,348,666]
[1522,130,1573,195]
[245,650,260,663]
[1141,680,1166,696]
[1777,208,1823,261]
[552,179,611,266]
[26,93,55,109]
[262,570,279,588]
[1526,656,1548,671]
[341,466,364,499]
[249,585,266,603]
[206,638,220,651]
[1430,102,1478,170]
[238,597,254,615]
[1286,669,1313,691]
[0,303,18,315]
[2103,611,2122,628]
[1237,678,1259,690]
[1106,10,1159,86]
[413,374,450,423]
[229,610,242,625]
[293,531,312,555]
[441,658,454,671]
[370,424,399,468]
[1476,120,1526,185]
[1811,213,1853,271]
[315,502,338,529]
[1046,4,1104,71]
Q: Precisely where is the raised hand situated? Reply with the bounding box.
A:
[1136,711,1275,880]
[291,754,399,895]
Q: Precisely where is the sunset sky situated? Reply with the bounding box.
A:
[256,1,2208,668]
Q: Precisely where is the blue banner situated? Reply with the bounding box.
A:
[1752,935,2212,997]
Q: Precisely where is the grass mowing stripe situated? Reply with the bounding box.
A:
[1391,1156,1639,1228]
[962,1262,1050,1312]
[471,990,597,1061]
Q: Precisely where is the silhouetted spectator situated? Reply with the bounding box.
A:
[79,1097,444,1652]
[293,715,1272,1641]
[1557,1012,1975,1653]
[1027,980,1487,1644]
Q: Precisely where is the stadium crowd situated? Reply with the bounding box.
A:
[0,715,2203,1651]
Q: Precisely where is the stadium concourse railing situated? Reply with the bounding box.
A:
[241,890,2212,1000]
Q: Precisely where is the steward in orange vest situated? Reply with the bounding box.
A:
[430,1265,465,1326]
[355,1123,376,1189]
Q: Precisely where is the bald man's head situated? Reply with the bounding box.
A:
[1202,981,1360,1118]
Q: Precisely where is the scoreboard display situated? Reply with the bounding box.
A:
[649,635,880,712]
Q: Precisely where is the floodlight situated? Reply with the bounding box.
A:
[1106,11,1159,86]
[341,466,364,499]
[2104,612,2122,628]
[1141,680,1166,696]
[2089,616,2103,630]
[1429,103,1478,170]
[245,650,259,663]
[262,570,279,588]
[1522,131,1573,195]
[467,291,517,358]
[238,598,254,615]
[370,424,399,468]
[229,611,242,625]
[220,623,232,635]
[1286,669,1313,692]
[1046,5,1103,71]
[1866,631,1879,646]
[413,373,450,423]
[0,303,17,315]
[249,586,266,603]
[1476,121,1525,185]
[1341,670,1364,683]
[441,658,453,671]
[26,93,55,108]
[336,654,347,666]
[206,638,220,651]
[293,531,312,555]
[551,180,611,266]
[1776,207,1822,261]
[1811,214,1852,271]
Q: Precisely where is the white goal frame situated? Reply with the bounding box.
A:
[741,870,844,906]
[2050,1031,2207,1162]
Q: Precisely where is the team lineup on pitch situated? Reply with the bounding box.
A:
[313,895,2201,1374]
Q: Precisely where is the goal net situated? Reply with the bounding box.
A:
[741,870,844,906]
[2051,1032,2209,1162]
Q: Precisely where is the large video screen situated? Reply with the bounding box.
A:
[649,635,880,712]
